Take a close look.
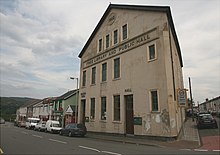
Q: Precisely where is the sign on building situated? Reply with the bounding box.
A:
[177,89,187,106]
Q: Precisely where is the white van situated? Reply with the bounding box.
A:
[26,118,40,129]
[45,120,62,133]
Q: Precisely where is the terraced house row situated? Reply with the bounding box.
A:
[15,89,79,128]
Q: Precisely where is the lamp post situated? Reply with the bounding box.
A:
[70,77,79,123]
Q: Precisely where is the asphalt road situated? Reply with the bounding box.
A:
[198,116,220,151]
[0,122,219,155]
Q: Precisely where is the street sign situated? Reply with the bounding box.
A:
[177,89,187,106]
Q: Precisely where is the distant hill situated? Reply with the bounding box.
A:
[0,97,39,121]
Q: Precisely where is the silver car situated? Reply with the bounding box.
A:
[34,121,46,131]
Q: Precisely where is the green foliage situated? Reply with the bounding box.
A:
[0,97,38,121]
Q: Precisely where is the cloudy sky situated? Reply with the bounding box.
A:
[0,0,219,103]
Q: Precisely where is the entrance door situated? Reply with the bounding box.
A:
[81,100,86,125]
[125,95,134,134]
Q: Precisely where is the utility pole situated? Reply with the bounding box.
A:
[189,77,194,121]
[70,77,79,123]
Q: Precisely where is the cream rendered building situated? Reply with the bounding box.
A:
[78,4,185,139]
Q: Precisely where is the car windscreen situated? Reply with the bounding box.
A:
[200,115,213,119]
[52,123,60,127]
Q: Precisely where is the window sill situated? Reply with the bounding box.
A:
[113,78,121,81]
[151,111,160,114]
[112,121,122,124]
[100,120,107,123]
[147,58,157,62]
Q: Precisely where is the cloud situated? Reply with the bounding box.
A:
[0,0,219,103]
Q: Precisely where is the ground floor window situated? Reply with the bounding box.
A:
[151,90,159,112]
[113,95,120,121]
[90,98,95,120]
[101,97,107,120]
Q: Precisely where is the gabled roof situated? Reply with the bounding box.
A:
[21,99,41,108]
[78,4,183,67]
[56,89,78,101]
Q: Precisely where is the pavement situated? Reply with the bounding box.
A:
[86,118,201,150]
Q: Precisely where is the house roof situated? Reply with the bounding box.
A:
[21,99,41,108]
[78,4,183,67]
[56,89,78,101]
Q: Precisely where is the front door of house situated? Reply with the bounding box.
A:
[125,95,134,134]
[81,100,86,125]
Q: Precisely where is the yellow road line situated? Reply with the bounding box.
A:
[0,148,3,154]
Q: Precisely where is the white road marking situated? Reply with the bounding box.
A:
[79,145,100,152]
[32,134,43,138]
[101,150,122,155]
[48,138,67,144]
[213,150,220,152]
[21,131,28,135]
[194,149,208,152]
[180,149,191,151]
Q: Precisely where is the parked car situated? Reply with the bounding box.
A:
[45,120,62,133]
[59,123,87,137]
[34,121,46,132]
[0,118,5,124]
[197,114,218,129]
[25,118,40,129]
[18,121,26,127]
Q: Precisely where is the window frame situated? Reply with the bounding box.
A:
[90,98,95,120]
[82,70,86,87]
[150,90,160,112]
[101,96,107,120]
[113,57,120,79]
[98,38,103,53]
[112,29,119,46]
[105,34,110,49]
[91,66,96,85]
[147,43,157,62]
[101,62,107,82]
[121,23,128,41]
[113,95,120,121]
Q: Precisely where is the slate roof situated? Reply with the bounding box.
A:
[56,89,78,101]
[78,4,183,67]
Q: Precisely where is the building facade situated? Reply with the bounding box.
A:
[78,4,185,139]
[199,96,220,113]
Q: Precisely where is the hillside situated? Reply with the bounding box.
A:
[0,97,39,121]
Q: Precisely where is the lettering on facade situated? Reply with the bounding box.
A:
[108,13,116,25]
[83,27,159,69]
[81,92,86,98]
[125,88,132,92]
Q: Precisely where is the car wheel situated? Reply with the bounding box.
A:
[59,131,62,135]
[68,132,72,137]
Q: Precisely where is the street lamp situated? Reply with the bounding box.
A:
[70,77,79,123]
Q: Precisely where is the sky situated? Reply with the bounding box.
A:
[0,0,219,104]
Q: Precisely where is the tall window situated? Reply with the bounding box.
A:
[148,44,156,60]
[102,63,107,82]
[90,98,95,119]
[82,70,86,87]
[122,24,128,40]
[106,34,110,49]
[91,67,96,85]
[114,58,120,79]
[113,95,120,121]
[151,90,159,111]
[113,29,118,45]
[98,39,102,52]
[101,97,107,120]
